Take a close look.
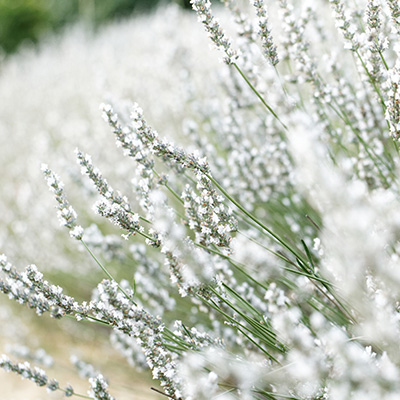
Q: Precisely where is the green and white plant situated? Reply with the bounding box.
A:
[2,0,400,399]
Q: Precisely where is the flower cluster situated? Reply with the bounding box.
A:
[0,355,62,394]
[386,0,400,35]
[385,60,400,138]
[3,1,400,400]
[190,0,238,64]
[90,280,183,400]
[99,103,157,217]
[76,150,132,211]
[41,164,84,240]
[364,0,387,85]
[130,103,210,174]
[329,0,360,51]
[94,199,142,239]
[182,172,237,249]
[0,255,89,319]
[173,320,223,350]
[88,374,115,400]
[252,0,279,66]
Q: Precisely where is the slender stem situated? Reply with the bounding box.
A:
[139,215,152,224]
[58,389,91,399]
[355,50,386,115]
[378,49,389,71]
[152,168,184,205]
[64,314,110,326]
[206,173,305,262]
[201,295,279,359]
[80,240,136,305]
[327,97,393,186]
[233,63,288,130]
[151,387,177,399]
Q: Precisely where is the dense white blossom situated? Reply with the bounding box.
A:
[2,1,400,400]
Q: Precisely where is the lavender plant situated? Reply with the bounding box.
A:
[2,0,400,399]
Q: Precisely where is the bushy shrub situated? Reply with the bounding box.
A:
[2,0,400,399]
[0,0,50,53]
[0,0,183,55]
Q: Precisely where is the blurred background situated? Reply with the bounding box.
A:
[0,0,191,55]
[0,0,219,398]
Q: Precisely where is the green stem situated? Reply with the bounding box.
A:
[64,313,110,326]
[327,98,394,186]
[233,63,288,130]
[81,240,136,305]
[59,389,92,399]
[355,50,386,115]
[152,168,184,205]
[206,174,305,262]
[201,295,279,360]
[378,49,389,71]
